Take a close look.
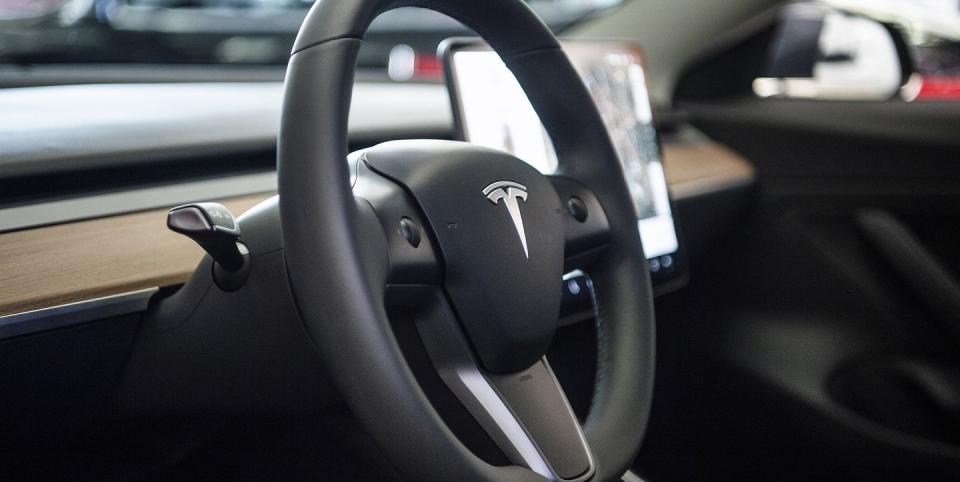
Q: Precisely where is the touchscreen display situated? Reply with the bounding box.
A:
[446,42,679,260]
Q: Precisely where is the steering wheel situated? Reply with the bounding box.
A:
[277,0,655,480]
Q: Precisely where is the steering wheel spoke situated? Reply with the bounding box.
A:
[352,151,443,288]
[549,176,612,270]
[415,290,595,481]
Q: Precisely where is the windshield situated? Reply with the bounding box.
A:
[0,0,621,71]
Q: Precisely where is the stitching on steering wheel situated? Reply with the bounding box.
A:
[587,275,610,414]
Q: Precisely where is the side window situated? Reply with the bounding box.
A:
[753,1,960,101]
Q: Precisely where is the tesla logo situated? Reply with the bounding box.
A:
[483,181,529,258]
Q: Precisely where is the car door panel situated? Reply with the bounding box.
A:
[636,98,960,481]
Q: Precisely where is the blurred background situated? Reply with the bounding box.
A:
[0,0,621,81]
[1,0,958,101]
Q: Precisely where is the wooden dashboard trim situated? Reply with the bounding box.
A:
[0,143,752,317]
[0,195,269,317]
[662,142,755,199]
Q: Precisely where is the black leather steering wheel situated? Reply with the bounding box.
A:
[277,1,655,480]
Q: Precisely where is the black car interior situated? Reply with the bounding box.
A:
[1,0,959,480]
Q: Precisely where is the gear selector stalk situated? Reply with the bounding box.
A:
[168,202,250,291]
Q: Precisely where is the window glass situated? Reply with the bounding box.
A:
[754,0,960,101]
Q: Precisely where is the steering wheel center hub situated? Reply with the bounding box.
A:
[360,140,565,373]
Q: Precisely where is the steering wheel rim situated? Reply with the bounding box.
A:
[277,1,655,480]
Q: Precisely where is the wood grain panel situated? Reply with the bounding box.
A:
[0,143,752,317]
[0,195,269,316]
[663,142,755,199]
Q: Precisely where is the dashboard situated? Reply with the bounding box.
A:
[0,80,754,319]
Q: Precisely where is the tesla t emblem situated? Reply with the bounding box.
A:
[483,181,529,258]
